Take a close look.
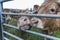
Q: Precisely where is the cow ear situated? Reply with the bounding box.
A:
[34,5,39,10]
[33,5,39,13]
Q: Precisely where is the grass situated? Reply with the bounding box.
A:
[4,19,60,40]
[54,28,60,38]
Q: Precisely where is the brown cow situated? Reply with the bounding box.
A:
[37,0,59,35]
[31,0,59,36]
[30,0,60,40]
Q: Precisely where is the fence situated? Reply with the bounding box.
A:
[0,0,60,40]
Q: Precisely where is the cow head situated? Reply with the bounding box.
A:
[6,15,12,21]
[17,16,31,30]
[30,17,44,29]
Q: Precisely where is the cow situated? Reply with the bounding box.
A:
[30,0,60,36]
[3,9,12,23]
[30,0,60,40]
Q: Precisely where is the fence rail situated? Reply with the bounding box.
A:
[4,37,9,40]
[2,12,60,18]
[0,0,12,2]
[3,31,23,40]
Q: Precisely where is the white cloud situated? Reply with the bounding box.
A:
[3,0,44,9]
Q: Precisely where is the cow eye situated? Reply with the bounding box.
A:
[24,19,27,21]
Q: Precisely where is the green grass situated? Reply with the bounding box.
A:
[4,19,60,40]
[54,28,60,38]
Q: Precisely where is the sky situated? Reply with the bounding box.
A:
[3,0,44,9]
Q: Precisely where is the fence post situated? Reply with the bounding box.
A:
[0,2,4,40]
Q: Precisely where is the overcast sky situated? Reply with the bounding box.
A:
[3,0,44,9]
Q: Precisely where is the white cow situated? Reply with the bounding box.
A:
[17,16,31,30]
[30,17,44,29]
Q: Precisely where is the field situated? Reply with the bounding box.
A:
[4,19,60,40]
